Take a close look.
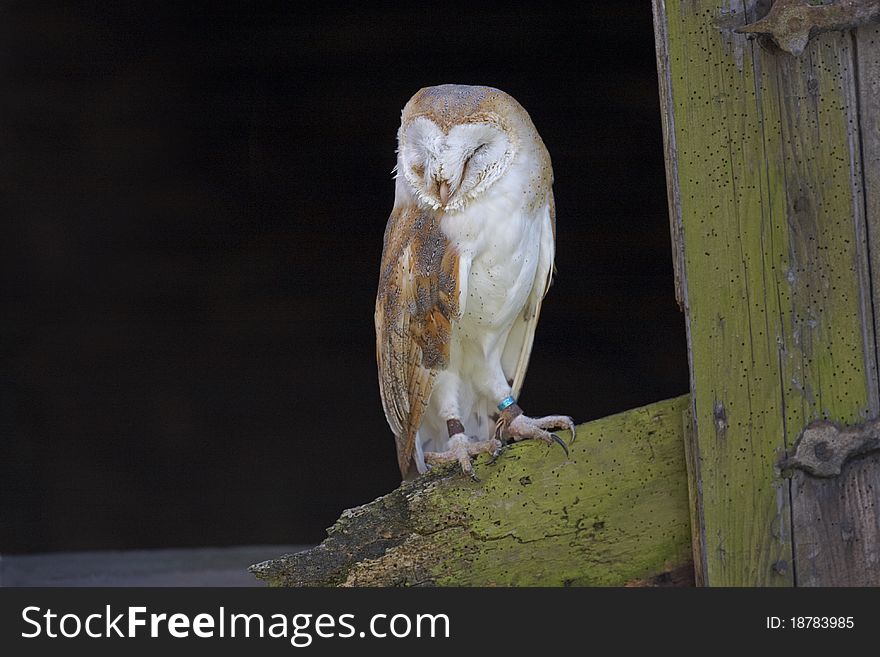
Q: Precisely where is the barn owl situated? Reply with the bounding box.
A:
[375,84,575,480]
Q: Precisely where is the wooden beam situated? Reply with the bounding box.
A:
[250,396,693,587]
[789,22,880,587]
[859,25,880,363]
[653,1,880,585]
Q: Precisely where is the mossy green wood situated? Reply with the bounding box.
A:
[653,2,877,585]
[424,396,691,586]
[251,396,693,587]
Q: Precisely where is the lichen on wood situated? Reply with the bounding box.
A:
[250,395,694,587]
[653,1,880,586]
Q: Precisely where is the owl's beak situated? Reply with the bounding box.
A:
[438,180,450,206]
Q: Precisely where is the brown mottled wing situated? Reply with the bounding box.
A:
[375,205,460,476]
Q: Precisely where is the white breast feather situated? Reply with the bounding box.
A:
[411,163,554,472]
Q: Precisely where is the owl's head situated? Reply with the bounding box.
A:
[395,85,531,212]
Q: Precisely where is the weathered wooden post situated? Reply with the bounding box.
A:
[652,0,880,585]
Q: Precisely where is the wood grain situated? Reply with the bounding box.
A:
[792,455,880,585]
[653,0,880,585]
[788,23,880,587]
[858,25,880,368]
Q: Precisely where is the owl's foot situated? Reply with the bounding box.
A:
[424,434,502,481]
[495,404,576,456]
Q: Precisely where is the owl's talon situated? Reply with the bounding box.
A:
[506,412,576,460]
[487,442,506,465]
[550,433,569,456]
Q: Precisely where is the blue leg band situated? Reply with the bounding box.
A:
[497,396,516,412]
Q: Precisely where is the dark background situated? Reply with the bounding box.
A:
[0,1,687,554]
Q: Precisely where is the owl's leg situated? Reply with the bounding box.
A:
[424,419,501,481]
[485,359,576,456]
[486,367,576,455]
